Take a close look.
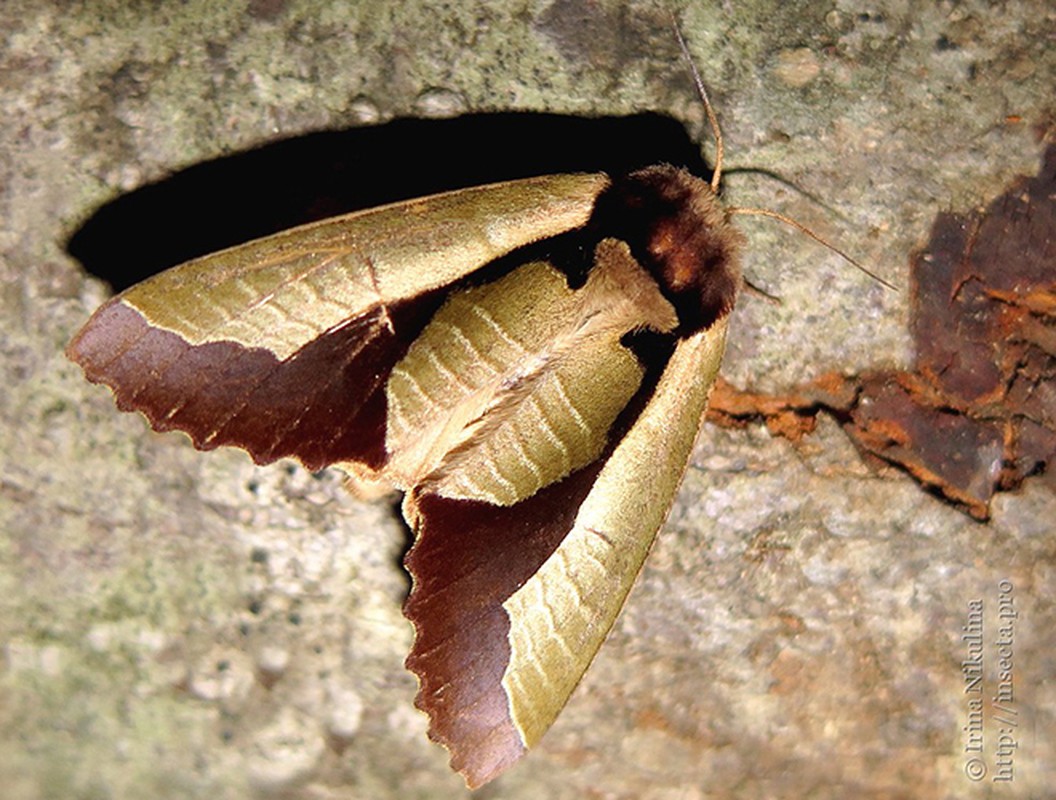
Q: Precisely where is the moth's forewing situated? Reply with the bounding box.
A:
[384,238,678,499]
[403,316,729,787]
[67,173,609,472]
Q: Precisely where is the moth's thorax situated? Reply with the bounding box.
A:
[598,164,743,334]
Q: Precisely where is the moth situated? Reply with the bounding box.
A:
[66,37,861,788]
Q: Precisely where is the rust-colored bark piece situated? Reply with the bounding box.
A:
[710,144,1056,519]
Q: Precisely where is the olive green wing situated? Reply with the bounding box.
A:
[67,173,609,472]
[403,318,730,787]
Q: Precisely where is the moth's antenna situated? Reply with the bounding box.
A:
[673,16,896,292]
[721,166,850,222]
[728,206,898,290]
[673,21,724,192]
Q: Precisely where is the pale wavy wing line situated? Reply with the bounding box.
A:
[500,320,730,747]
[428,340,643,505]
[385,260,575,471]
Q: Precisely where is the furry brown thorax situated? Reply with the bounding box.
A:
[597,164,744,334]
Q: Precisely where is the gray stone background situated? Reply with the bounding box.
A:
[2,1,1053,798]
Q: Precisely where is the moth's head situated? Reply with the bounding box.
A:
[598,164,743,334]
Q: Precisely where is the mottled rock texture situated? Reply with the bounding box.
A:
[2,1,1052,798]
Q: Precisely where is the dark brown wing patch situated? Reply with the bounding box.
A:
[67,297,438,471]
[403,463,604,787]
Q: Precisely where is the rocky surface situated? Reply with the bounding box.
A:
[2,1,1053,798]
